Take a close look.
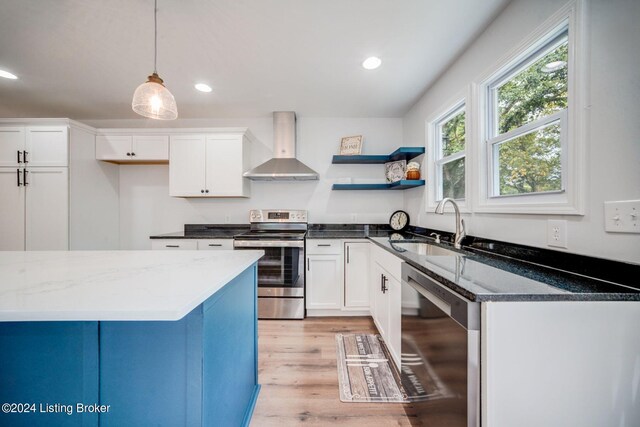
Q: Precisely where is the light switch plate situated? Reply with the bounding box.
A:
[547,219,568,248]
[604,200,640,233]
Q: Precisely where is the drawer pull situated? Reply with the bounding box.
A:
[165,245,180,248]
[208,244,222,247]
[317,244,331,247]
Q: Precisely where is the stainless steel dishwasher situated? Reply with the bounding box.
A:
[401,263,480,427]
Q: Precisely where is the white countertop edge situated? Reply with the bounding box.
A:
[0,251,262,322]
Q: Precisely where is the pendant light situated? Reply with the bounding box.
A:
[132,0,178,120]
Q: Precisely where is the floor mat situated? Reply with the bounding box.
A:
[335,333,407,403]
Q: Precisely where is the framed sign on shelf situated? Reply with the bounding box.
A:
[339,135,363,155]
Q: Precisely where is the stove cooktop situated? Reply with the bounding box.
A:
[233,230,307,241]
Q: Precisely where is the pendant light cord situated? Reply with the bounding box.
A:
[154,0,158,74]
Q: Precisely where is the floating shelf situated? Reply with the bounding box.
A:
[332,180,425,191]
[332,147,425,164]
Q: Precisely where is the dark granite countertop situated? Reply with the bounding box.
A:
[306,224,407,240]
[150,224,249,239]
[368,237,640,302]
[149,222,639,302]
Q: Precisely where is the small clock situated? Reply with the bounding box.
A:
[389,210,410,232]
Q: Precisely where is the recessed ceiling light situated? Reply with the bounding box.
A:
[362,57,382,70]
[194,83,212,93]
[541,60,567,73]
[0,69,18,79]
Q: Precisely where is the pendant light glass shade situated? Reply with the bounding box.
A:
[132,0,178,120]
[132,73,178,120]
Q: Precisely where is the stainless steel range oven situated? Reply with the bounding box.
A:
[233,210,307,319]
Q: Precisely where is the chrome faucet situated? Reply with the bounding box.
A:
[434,198,466,249]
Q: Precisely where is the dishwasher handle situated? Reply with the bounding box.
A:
[402,263,479,331]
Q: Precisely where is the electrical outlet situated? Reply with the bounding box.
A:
[224,215,230,224]
[350,213,358,223]
[547,220,567,248]
[604,200,640,233]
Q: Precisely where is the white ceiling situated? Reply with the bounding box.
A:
[0,0,508,120]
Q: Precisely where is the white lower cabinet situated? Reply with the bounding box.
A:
[25,168,69,250]
[344,242,370,309]
[0,167,68,251]
[151,239,233,250]
[151,239,198,250]
[196,239,233,250]
[305,254,342,310]
[370,244,402,369]
[305,239,371,316]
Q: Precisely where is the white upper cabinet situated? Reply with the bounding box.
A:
[26,127,69,167]
[0,126,67,167]
[169,135,207,197]
[96,134,169,163]
[0,127,25,167]
[170,131,251,198]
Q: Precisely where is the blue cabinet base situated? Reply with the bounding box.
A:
[0,264,259,427]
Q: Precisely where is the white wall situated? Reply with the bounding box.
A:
[85,117,404,249]
[68,125,119,249]
[402,0,640,264]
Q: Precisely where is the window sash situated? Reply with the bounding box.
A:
[487,110,568,198]
[434,103,466,202]
[487,26,569,139]
[435,152,465,201]
[436,106,466,158]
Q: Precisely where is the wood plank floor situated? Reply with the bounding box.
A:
[250,317,414,426]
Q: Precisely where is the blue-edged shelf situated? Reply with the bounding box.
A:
[332,147,425,164]
[332,180,425,191]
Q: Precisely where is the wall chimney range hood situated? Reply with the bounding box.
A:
[244,112,319,181]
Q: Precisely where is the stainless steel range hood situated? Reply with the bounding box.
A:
[244,112,319,181]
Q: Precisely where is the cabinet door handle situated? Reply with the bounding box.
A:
[126,152,131,156]
[17,150,22,164]
[201,189,205,193]
[23,169,28,185]
[23,151,28,163]
[16,169,22,186]
[346,246,350,263]
[307,258,310,271]
[208,244,222,247]
[165,244,180,248]
[382,275,388,294]
[317,244,331,247]
[380,273,384,292]
[131,152,136,156]
[205,189,209,193]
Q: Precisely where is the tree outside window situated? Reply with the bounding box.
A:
[436,107,466,200]
[489,34,568,196]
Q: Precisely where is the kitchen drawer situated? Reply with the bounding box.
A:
[306,239,343,255]
[371,244,402,281]
[197,239,233,250]
[151,239,197,250]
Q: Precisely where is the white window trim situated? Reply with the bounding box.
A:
[425,94,471,213]
[473,0,587,215]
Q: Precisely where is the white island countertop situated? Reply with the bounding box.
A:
[0,250,263,322]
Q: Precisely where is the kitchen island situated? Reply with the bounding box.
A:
[0,250,263,427]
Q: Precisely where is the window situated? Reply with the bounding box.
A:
[435,103,466,201]
[487,28,568,198]
[475,2,585,215]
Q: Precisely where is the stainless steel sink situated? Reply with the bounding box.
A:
[389,241,460,256]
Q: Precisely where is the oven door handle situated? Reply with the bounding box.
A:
[233,240,304,248]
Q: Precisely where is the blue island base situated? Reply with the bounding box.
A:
[0,265,260,427]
